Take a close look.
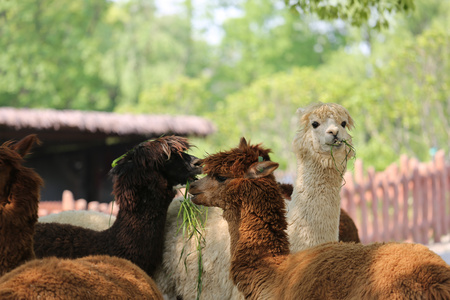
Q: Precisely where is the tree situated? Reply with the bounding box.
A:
[287,0,415,29]
[101,0,214,108]
[357,24,449,166]
[207,0,348,100]
[0,0,112,110]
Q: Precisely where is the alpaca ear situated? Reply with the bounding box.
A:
[11,134,40,158]
[296,107,305,116]
[245,161,279,179]
[347,113,355,130]
[239,137,248,150]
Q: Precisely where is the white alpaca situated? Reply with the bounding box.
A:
[288,102,355,251]
[39,210,116,231]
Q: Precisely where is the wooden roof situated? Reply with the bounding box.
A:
[0,107,216,145]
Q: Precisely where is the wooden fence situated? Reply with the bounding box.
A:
[38,190,119,217]
[39,150,450,246]
[341,150,450,245]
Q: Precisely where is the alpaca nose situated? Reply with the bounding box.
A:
[192,158,203,167]
[327,126,339,136]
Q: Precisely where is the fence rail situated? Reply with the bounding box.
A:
[341,150,450,245]
[38,190,119,217]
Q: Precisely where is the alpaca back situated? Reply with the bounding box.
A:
[39,210,116,231]
[0,255,163,299]
[275,242,450,299]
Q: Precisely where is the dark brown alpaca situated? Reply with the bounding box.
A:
[0,134,43,276]
[278,182,360,243]
[190,137,450,299]
[33,136,201,276]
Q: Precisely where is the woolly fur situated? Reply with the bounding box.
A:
[41,104,360,299]
[158,119,358,300]
[0,255,164,299]
[39,210,116,231]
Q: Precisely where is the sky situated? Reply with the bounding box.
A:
[155,0,243,44]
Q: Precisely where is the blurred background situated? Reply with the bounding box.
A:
[0,0,449,203]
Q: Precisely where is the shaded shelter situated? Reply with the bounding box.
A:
[0,107,215,202]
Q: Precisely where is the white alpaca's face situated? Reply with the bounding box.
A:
[293,104,354,163]
[309,113,351,153]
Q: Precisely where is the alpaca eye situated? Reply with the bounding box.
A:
[341,121,347,128]
[216,176,227,183]
[311,121,320,129]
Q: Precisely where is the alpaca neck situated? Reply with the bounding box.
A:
[108,186,174,275]
[287,152,345,251]
[0,169,41,276]
[112,184,174,234]
[225,186,289,300]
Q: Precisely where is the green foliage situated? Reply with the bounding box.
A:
[0,0,112,109]
[118,76,213,115]
[1,0,449,174]
[210,0,347,99]
[287,0,415,29]
[99,0,213,108]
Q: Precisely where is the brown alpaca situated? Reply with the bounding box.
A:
[0,134,43,276]
[0,255,163,299]
[190,137,450,299]
[33,136,201,276]
[278,182,360,243]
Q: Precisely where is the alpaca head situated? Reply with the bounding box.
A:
[292,102,354,169]
[0,134,40,207]
[110,136,202,210]
[189,137,280,214]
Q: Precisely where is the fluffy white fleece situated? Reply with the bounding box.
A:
[288,102,355,251]
[39,210,116,231]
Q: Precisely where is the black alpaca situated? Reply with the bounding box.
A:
[33,136,201,276]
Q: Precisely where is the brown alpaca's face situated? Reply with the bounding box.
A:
[189,173,234,210]
[190,165,279,213]
[0,134,39,206]
[190,137,278,211]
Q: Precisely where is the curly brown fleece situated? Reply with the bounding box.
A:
[0,255,163,299]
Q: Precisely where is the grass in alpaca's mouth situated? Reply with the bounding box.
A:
[327,139,344,147]
[177,181,207,300]
[330,139,356,186]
